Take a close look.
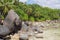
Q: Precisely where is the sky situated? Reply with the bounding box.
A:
[19,0,60,9]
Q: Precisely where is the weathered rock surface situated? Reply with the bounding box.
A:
[0,39,3,40]
[0,9,22,37]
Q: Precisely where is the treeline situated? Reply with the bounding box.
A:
[0,0,60,21]
[15,2,60,21]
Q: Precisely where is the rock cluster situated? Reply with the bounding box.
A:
[19,20,60,40]
[4,20,60,40]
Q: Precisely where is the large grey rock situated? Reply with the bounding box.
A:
[0,9,22,37]
[4,9,19,22]
[3,9,19,27]
[0,39,3,40]
[0,25,11,36]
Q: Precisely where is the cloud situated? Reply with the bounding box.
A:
[19,0,60,9]
[19,0,27,2]
[27,0,60,9]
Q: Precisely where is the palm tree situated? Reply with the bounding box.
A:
[0,0,19,17]
[14,0,19,5]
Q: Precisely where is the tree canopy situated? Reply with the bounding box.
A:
[0,0,60,21]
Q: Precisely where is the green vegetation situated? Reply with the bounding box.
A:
[0,0,60,21]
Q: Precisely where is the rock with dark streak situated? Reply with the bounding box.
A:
[0,9,22,37]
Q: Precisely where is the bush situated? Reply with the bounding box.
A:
[35,18,40,21]
[0,15,4,19]
[29,17,35,21]
[20,14,28,21]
